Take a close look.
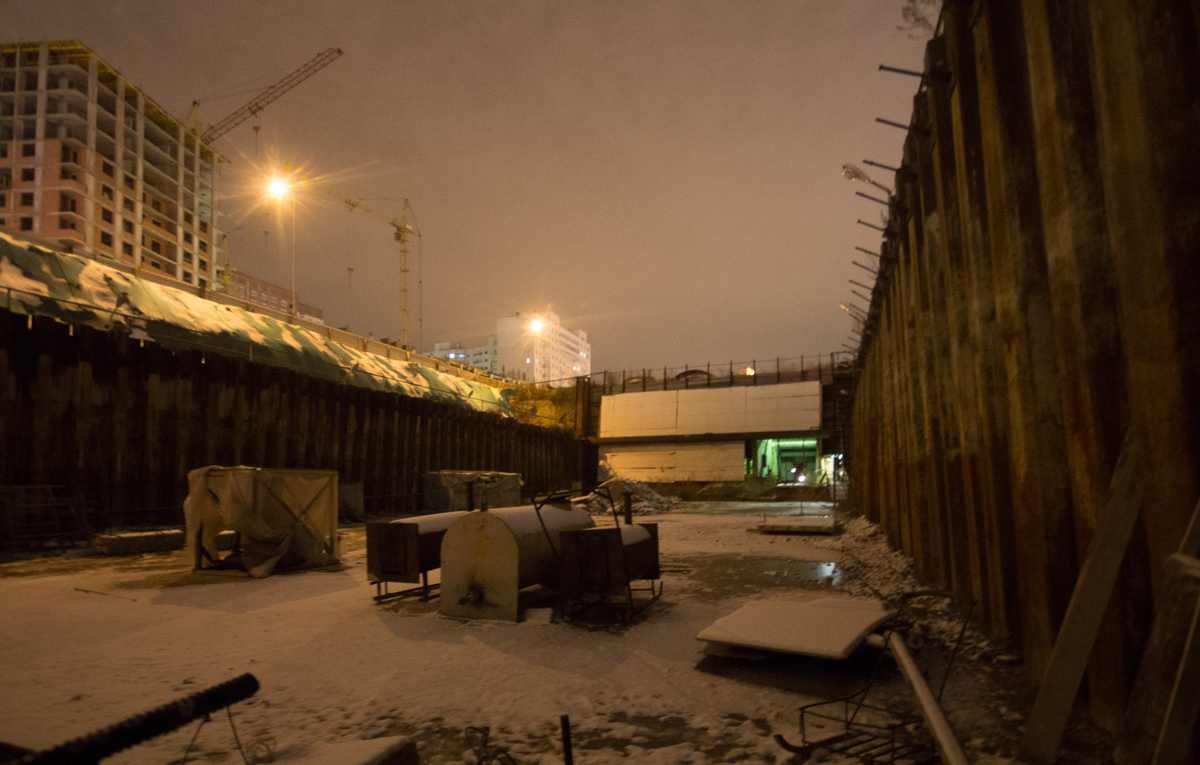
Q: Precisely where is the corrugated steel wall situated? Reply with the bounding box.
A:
[0,312,581,531]
[850,0,1199,729]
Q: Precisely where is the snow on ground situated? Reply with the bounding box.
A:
[0,502,1105,764]
[0,503,840,764]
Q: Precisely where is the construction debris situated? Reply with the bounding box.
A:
[577,479,674,517]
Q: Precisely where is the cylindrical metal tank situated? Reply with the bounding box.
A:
[439,504,595,621]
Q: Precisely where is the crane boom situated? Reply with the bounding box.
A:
[201,48,344,143]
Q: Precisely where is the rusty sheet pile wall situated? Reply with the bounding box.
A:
[850,0,1199,729]
[0,312,581,530]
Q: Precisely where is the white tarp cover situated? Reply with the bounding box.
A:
[185,466,339,578]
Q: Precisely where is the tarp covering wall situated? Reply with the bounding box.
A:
[184,466,338,578]
[0,231,512,415]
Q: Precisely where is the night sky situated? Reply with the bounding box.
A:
[8,1,927,373]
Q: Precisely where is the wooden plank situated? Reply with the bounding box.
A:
[1151,570,1200,765]
[924,39,990,611]
[974,0,1077,674]
[1117,553,1200,765]
[1018,431,1141,764]
[944,0,1019,639]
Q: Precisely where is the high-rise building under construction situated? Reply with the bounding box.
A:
[0,41,220,287]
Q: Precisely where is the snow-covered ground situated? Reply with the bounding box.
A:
[0,503,1105,764]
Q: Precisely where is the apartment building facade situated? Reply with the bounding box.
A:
[0,41,220,287]
[430,311,590,385]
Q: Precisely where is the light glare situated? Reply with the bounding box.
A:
[268,177,291,199]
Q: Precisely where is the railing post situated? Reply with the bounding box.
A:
[752,359,757,385]
[642,368,647,392]
[801,354,805,380]
[706,362,711,388]
[684,364,689,389]
[776,356,781,384]
[662,366,667,391]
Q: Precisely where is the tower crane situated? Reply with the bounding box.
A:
[344,198,417,350]
[192,47,344,144]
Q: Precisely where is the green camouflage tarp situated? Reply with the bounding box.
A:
[0,230,513,416]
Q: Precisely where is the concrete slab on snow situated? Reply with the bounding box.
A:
[697,596,895,660]
[756,515,836,534]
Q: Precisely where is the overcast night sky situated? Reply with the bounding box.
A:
[7,1,928,373]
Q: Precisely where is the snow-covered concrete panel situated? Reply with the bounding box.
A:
[603,442,744,482]
[601,381,820,438]
[599,389,678,436]
[673,387,747,434]
[743,383,821,432]
[697,596,896,660]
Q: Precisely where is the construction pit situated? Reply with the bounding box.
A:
[0,502,1111,765]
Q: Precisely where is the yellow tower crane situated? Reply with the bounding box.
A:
[344,198,417,350]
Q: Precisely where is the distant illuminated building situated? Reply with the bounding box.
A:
[428,311,591,386]
[226,268,324,324]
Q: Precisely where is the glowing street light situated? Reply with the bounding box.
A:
[267,176,291,200]
[529,317,545,333]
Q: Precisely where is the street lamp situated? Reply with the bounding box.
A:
[267,175,298,321]
[842,163,893,195]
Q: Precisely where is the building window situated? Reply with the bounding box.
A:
[100,232,112,246]
[199,240,207,252]
[19,217,32,230]
[101,185,113,200]
[59,192,76,212]
[124,174,134,189]
[183,271,192,282]
[0,144,6,158]
[123,220,133,233]
[183,252,193,264]
[19,192,32,206]
[199,221,208,233]
[150,260,161,270]
[102,161,113,177]
[150,239,161,254]
[0,193,6,207]
[151,198,161,212]
[101,208,113,224]
[184,211,193,225]
[21,143,34,157]
[199,278,207,289]
[124,198,134,211]
[122,242,133,256]
[21,168,34,182]
[199,259,208,272]
[58,217,75,230]
[184,231,192,244]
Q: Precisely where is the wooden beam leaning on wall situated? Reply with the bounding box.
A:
[1017,431,1141,764]
[1115,501,1200,765]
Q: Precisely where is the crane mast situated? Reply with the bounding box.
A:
[200,48,344,143]
[345,198,416,350]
